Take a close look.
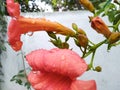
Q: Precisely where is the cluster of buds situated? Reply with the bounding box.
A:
[91,16,120,44]
[72,23,88,49]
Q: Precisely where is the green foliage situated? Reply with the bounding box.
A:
[10,69,31,90]
[47,32,70,49]
[0,0,6,16]
[16,0,40,12]
[90,0,106,9]
[0,15,7,53]
[0,0,7,87]
[41,0,81,11]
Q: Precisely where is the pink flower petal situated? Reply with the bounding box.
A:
[70,80,97,90]
[26,48,87,79]
[7,18,22,51]
[28,71,72,90]
[6,0,20,17]
[26,49,96,90]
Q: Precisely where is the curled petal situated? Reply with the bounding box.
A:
[26,48,87,79]
[28,71,96,90]
[7,18,22,51]
[70,80,97,90]
[6,0,20,17]
[28,71,72,90]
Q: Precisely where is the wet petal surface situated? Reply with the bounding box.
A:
[26,48,88,79]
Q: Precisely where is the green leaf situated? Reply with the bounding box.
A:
[18,70,25,73]
[74,39,80,47]
[17,73,25,77]
[47,32,57,39]
[16,79,23,85]
[65,36,70,42]
[107,11,116,22]
[24,82,31,89]
[113,13,120,25]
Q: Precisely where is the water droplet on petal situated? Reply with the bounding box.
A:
[27,32,34,36]
[61,55,65,60]
[33,71,37,74]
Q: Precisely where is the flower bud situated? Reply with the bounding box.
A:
[78,34,88,48]
[108,32,120,44]
[62,42,69,49]
[91,17,112,38]
[72,23,78,31]
[79,0,95,12]
[77,28,86,35]
[95,66,102,72]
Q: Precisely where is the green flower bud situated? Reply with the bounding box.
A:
[72,23,78,31]
[95,66,102,72]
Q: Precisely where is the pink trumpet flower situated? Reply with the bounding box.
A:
[26,48,97,90]
[7,0,75,51]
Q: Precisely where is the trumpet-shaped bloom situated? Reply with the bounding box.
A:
[7,0,75,51]
[26,48,97,90]
[8,17,75,51]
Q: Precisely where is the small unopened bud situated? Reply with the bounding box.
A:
[79,0,95,12]
[72,23,78,31]
[78,34,88,48]
[62,42,69,49]
[77,28,86,35]
[108,32,120,44]
[95,66,102,72]
[91,17,112,38]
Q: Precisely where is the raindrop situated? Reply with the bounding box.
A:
[33,71,37,74]
[61,55,65,60]
[27,32,34,36]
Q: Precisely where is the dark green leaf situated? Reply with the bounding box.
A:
[47,32,57,39]
[65,36,70,42]
[16,79,23,85]
[113,13,120,25]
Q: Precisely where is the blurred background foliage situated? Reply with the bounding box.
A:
[0,0,7,86]
[15,0,106,12]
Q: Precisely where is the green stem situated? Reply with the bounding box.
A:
[88,39,95,45]
[83,39,107,58]
[82,47,87,58]
[21,51,27,79]
[114,19,120,31]
[21,50,31,90]
[90,50,96,70]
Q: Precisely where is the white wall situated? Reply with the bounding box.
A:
[1,11,120,90]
